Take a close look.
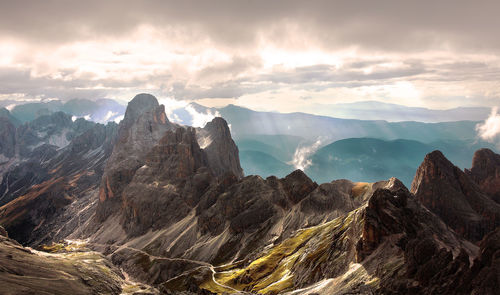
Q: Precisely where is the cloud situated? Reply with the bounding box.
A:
[2,1,500,53]
[157,97,221,127]
[113,115,124,123]
[476,107,500,143]
[185,105,220,128]
[101,110,118,123]
[289,139,322,171]
[1,1,500,113]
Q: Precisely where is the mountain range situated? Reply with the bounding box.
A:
[5,98,497,187]
[303,101,492,123]
[0,93,499,294]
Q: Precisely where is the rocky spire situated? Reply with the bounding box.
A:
[96,94,172,221]
[466,148,500,204]
[197,117,243,179]
[411,150,500,242]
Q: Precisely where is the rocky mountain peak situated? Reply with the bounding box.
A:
[123,93,160,123]
[411,150,460,192]
[96,95,172,222]
[197,117,243,179]
[281,169,318,203]
[466,148,500,203]
[472,148,500,169]
[412,150,500,242]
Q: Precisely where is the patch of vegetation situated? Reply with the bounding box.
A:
[351,182,370,199]
[203,210,365,294]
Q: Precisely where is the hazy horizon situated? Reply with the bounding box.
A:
[1,1,500,112]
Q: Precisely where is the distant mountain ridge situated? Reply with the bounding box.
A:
[9,98,125,123]
[2,98,497,188]
[305,100,492,122]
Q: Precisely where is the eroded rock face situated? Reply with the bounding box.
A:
[280,169,318,203]
[0,230,126,295]
[466,148,500,204]
[120,127,211,236]
[96,94,173,221]
[0,118,16,161]
[411,150,500,242]
[196,117,243,179]
[0,122,118,245]
[95,94,245,239]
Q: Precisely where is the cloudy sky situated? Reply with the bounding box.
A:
[1,0,500,113]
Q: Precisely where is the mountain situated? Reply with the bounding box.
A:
[0,112,118,245]
[0,108,21,127]
[235,134,305,162]
[236,134,304,178]
[0,93,499,294]
[306,138,431,186]
[10,98,125,123]
[155,102,483,143]
[466,148,500,204]
[305,100,491,122]
[304,137,498,187]
[411,150,500,242]
[239,150,294,178]
[217,104,480,143]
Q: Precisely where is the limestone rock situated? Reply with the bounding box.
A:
[466,148,500,204]
[411,150,500,242]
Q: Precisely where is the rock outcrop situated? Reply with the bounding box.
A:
[411,150,500,242]
[466,148,500,204]
[196,117,243,179]
[96,93,173,222]
[0,228,146,295]
[95,94,243,238]
[0,117,16,161]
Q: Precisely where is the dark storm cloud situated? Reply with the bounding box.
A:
[1,0,500,52]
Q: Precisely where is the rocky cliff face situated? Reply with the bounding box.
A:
[96,93,173,222]
[466,148,500,204]
[0,118,16,161]
[0,113,18,181]
[411,150,500,242]
[196,117,243,179]
[0,119,118,245]
[162,180,485,295]
[95,94,244,237]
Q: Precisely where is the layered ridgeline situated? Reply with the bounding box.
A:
[3,98,496,186]
[7,98,125,123]
[0,94,499,294]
